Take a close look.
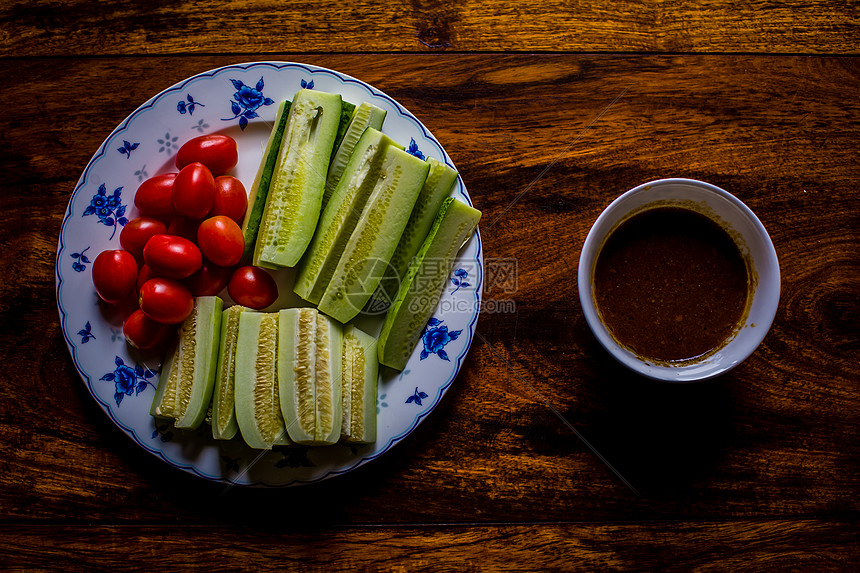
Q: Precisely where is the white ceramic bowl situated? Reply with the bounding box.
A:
[578,178,780,382]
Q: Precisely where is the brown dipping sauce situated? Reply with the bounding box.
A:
[593,206,750,363]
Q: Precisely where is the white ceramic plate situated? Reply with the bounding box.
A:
[56,61,482,486]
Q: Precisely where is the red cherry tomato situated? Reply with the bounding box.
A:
[228,266,278,310]
[100,292,140,326]
[175,134,238,176]
[137,264,158,293]
[209,176,248,223]
[139,278,194,325]
[134,173,177,220]
[167,217,202,244]
[142,234,202,279]
[197,216,244,268]
[124,309,175,350]
[120,217,168,261]
[92,249,139,304]
[173,162,215,219]
[184,260,234,297]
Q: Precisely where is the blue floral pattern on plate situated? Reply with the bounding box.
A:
[406,387,429,405]
[82,184,127,240]
[117,140,139,159]
[157,133,179,155]
[420,318,462,362]
[450,268,470,294]
[70,246,91,272]
[99,357,157,407]
[223,77,274,130]
[406,138,425,160]
[78,321,95,343]
[56,61,482,487]
[177,94,204,115]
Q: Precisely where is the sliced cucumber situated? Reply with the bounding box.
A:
[293,128,402,305]
[211,304,249,440]
[341,325,378,444]
[241,99,291,263]
[278,308,343,445]
[234,311,290,449]
[312,311,343,445]
[150,296,223,429]
[332,101,357,158]
[368,157,459,313]
[254,89,343,269]
[378,198,481,370]
[318,146,431,323]
[277,308,317,444]
[323,102,388,210]
[150,336,180,420]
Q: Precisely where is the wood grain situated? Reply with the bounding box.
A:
[1,51,858,568]
[1,0,858,57]
[3,518,858,571]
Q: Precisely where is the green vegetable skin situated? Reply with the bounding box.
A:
[293,128,403,305]
[254,89,343,268]
[341,325,378,444]
[368,157,459,313]
[150,296,223,429]
[378,198,482,370]
[332,101,357,159]
[323,101,388,210]
[241,99,291,263]
[318,145,431,323]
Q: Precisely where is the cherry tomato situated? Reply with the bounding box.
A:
[123,309,175,350]
[175,134,238,176]
[228,266,278,310]
[120,216,168,261]
[197,216,244,268]
[209,176,248,223]
[139,277,194,325]
[142,234,202,279]
[136,264,158,293]
[99,292,140,326]
[92,249,139,304]
[134,173,177,220]
[184,260,234,297]
[167,217,202,244]
[173,162,215,219]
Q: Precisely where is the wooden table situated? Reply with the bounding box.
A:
[2,1,858,570]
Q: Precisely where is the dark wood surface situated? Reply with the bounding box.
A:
[1,2,858,571]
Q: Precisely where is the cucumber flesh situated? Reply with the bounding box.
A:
[341,325,378,444]
[254,89,343,268]
[318,146,430,323]
[150,296,223,429]
[277,308,317,444]
[378,198,481,370]
[150,336,180,420]
[234,311,290,449]
[312,311,343,444]
[211,304,249,440]
[323,102,388,210]
[278,308,343,445]
[368,157,459,314]
[241,100,291,263]
[293,128,402,305]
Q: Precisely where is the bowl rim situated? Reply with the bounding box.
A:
[577,178,781,382]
